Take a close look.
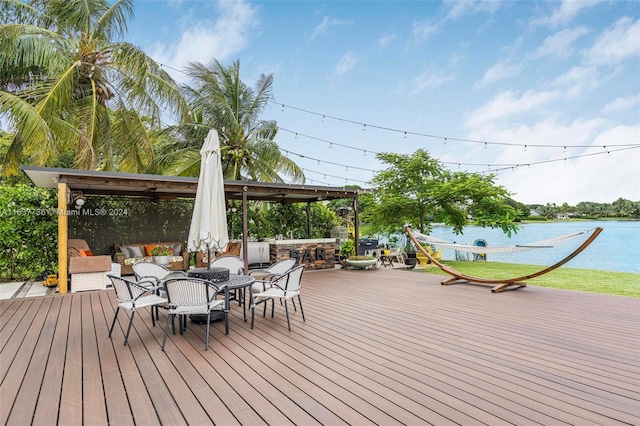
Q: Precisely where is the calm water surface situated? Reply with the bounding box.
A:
[425,221,639,274]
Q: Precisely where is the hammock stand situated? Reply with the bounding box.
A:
[405,226,603,293]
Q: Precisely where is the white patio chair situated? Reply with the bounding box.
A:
[107,275,167,346]
[250,265,305,331]
[162,277,227,351]
[132,262,186,320]
[210,255,245,304]
[132,262,186,285]
[248,258,297,282]
[249,258,297,315]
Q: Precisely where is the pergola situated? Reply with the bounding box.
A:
[22,166,365,293]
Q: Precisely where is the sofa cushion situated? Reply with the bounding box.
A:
[126,245,144,258]
[172,243,182,256]
[144,244,158,256]
[119,246,131,258]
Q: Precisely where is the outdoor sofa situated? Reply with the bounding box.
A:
[114,241,189,276]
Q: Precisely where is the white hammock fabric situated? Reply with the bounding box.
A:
[412,229,594,255]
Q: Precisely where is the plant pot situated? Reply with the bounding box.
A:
[345,259,377,270]
[152,255,172,265]
[406,252,417,259]
[404,258,418,269]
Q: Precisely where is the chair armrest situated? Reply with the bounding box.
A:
[114,253,125,264]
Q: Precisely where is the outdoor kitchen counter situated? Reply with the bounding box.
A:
[269,238,336,270]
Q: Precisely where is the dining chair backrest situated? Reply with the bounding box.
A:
[163,277,222,308]
[279,265,304,294]
[109,275,154,303]
[268,258,297,276]
[132,262,171,282]
[210,255,244,275]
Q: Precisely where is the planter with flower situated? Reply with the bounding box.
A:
[150,245,175,265]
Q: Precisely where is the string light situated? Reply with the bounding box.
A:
[272,100,638,149]
[280,128,639,171]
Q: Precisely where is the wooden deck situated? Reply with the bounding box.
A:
[1,268,639,425]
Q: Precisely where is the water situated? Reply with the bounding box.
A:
[420,221,639,274]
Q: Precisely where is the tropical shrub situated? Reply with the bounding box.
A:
[0,184,58,280]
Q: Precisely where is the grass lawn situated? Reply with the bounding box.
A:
[419,261,640,298]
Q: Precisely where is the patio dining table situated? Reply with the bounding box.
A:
[186,268,254,333]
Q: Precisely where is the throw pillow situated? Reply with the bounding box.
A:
[85,249,93,256]
[68,247,81,257]
[78,249,87,257]
[144,244,158,256]
[127,245,144,258]
[172,243,182,256]
[119,246,131,258]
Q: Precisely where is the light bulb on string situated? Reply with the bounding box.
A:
[294,133,298,139]
[362,124,366,131]
[363,150,367,156]
[322,115,325,122]
[329,143,333,149]
[443,138,447,145]
[281,104,285,112]
[563,146,566,153]
[403,132,407,139]
[524,145,527,151]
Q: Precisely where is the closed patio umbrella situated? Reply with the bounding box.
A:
[188,129,229,268]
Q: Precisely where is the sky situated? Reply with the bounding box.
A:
[129,0,640,205]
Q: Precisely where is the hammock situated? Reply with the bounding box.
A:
[412,229,593,254]
[405,225,603,293]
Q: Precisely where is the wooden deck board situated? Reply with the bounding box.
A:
[1,267,639,425]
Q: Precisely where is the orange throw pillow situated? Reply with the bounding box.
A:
[78,249,87,257]
[85,250,93,256]
[144,245,158,256]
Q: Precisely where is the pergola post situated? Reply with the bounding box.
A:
[353,194,359,256]
[241,187,249,274]
[306,202,312,238]
[57,182,69,294]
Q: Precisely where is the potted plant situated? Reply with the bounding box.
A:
[345,255,378,270]
[338,240,355,268]
[403,242,418,268]
[150,245,174,265]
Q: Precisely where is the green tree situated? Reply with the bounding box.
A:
[156,59,304,182]
[0,183,58,280]
[0,0,188,176]
[368,149,519,236]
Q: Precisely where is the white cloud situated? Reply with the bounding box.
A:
[465,90,559,128]
[443,0,504,21]
[148,0,259,84]
[309,16,353,42]
[530,0,604,27]
[584,16,640,65]
[462,119,638,204]
[531,26,590,59]
[409,67,455,95]
[412,20,438,41]
[498,125,640,204]
[474,60,522,90]
[602,94,640,114]
[333,52,361,76]
[378,32,396,48]
[549,65,601,98]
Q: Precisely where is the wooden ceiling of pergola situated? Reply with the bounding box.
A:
[21,166,366,203]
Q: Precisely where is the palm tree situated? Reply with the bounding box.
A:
[0,0,188,176]
[156,59,304,183]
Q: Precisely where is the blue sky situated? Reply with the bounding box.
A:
[129,0,639,205]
